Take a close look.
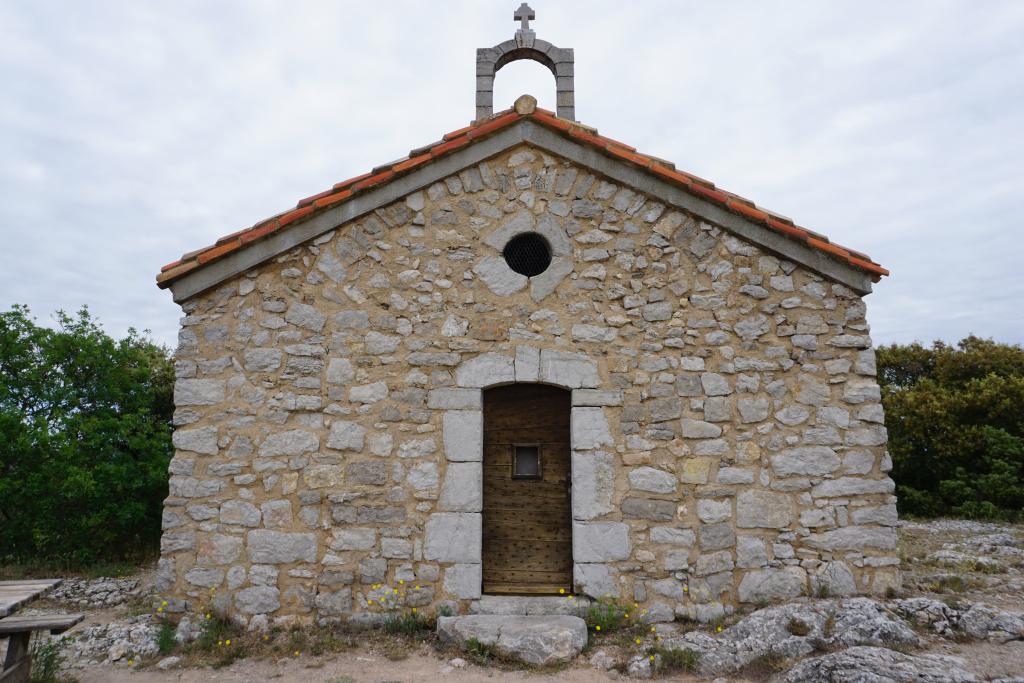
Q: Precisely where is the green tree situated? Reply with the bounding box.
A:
[878,336,1024,520]
[0,305,174,566]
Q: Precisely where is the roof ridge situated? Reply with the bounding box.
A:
[157,107,888,287]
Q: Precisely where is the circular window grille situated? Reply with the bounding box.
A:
[502,232,552,277]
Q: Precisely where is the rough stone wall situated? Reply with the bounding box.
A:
[159,144,898,629]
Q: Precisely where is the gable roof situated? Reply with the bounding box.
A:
[157,98,888,302]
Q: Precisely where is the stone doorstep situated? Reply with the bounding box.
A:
[437,614,588,666]
[470,594,591,616]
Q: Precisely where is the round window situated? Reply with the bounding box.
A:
[502,232,551,277]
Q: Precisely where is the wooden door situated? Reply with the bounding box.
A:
[482,384,572,594]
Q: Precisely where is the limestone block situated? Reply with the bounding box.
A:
[697,499,731,524]
[474,256,527,295]
[428,388,482,409]
[694,550,734,576]
[439,462,483,512]
[681,418,722,439]
[571,450,614,520]
[622,497,675,521]
[424,513,482,563]
[737,397,770,423]
[247,530,317,563]
[572,324,617,343]
[679,457,713,484]
[220,501,260,527]
[303,464,343,489]
[349,381,388,404]
[574,563,618,599]
[196,533,241,565]
[699,522,736,551]
[736,536,769,568]
[736,490,792,528]
[650,527,696,547]
[346,461,387,485]
[850,504,899,526]
[284,303,326,332]
[443,410,483,461]
[330,528,376,551]
[174,379,225,406]
[172,426,219,455]
[628,467,677,494]
[571,389,623,407]
[737,567,807,603]
[184,567,224,589]
[539,349,599,388]
[326,358,354,384]
[717,467,755,484]
[258,429,319,457]
[845,426,888,447]
[437,614,587,666]
[381,538,412,559]
[235,586,280,615]
[811,477,895,498]
[515,346,540,382]
[531,257,574,302]
[456,353,515,388]
[397,437,437,458]
[571,407,612,449]
[327,421,366,451]
[244,348,282,372]
[573,522,631,562]
[805,526,897,551]
[771,446,840,477]
[314,588,352,616]
[407,462,439,491]
[444,564,482,599]
[700,373,732,396]
[811,561,856,597]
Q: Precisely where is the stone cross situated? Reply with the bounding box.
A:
[514,3,535,31]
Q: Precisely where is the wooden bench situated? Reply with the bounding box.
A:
[1,614,84,683]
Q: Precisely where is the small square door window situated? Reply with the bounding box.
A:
[512,445,541,479]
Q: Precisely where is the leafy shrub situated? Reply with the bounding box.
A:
[156,620,177,655]
[0,305,173,566]
[29,638,76,683]
[586,597,629,634]
[878,336,1024,520]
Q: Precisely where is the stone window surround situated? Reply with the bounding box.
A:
[475,210,574,301]
[429,347,629,601]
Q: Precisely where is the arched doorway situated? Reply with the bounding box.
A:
[482,384,572,594]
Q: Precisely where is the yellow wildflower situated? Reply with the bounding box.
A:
[683,585,688,592]
[634,638,641,645]
[625,613,630,618]
[128,659,134,666]
[411,607,417,613]
[226,639,231,646]
[415,585,421,590]
[294,650,300,657]
[559,588,565,594]
[649,655,655,661]
[161,600,168,607]
[595,625,601,631]
[650,626,656,633]
[156,607,163,613]
[263,635,269,641]
[399,580,405,585]
[716,625,723,632]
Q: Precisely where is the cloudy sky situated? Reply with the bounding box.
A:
[2,0,1022,349]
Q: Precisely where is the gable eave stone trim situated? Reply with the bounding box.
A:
[169,119,872,303]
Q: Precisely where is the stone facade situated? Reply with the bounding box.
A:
[159,143,897,629]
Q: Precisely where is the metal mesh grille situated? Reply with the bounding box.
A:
[502,233,551,277]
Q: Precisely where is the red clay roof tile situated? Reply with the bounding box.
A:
[157,107,887,290]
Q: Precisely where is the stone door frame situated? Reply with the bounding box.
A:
[425,347,630,601]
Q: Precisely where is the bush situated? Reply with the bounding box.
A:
[0,305,173,567]
[878,336,1024,520]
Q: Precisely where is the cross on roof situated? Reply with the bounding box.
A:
[514,3,535,31]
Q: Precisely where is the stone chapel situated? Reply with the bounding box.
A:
[155,7,896,629]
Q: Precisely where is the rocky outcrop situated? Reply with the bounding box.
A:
[780,646,977,682]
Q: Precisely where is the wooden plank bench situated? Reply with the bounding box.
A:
[0,612,83,683]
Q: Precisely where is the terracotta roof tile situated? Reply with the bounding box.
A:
[157,107,888,288]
